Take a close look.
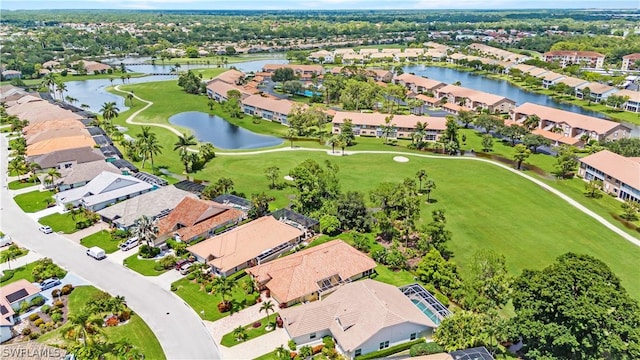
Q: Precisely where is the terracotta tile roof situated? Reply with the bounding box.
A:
[241,94,299,115]
[23,118,85,136]
[279,279,437,352]
[539,71,564,81]
[583,82,616,95]
[615,89,640,103]
[332,111,447,131]
[213,69,245,84]
[26,134,95,156]
[623,53,640,61]
[247,240,376,304]
[513,103,628,135]
[157,197,244,242]
[206,79,251,99]
[510,63,536,73]
[262,64,324,74]
[188,216,303,274]
[557,76,588,88]
[544,50,605,58]
[26,127,90,145]
[7,99,83,123]
[580,150,640,190]
[532,128,582,145]
[395,73,446,91]
[527,67,548,77]
[436,84,514,106]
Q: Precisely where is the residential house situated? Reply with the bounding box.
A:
[55,171,155,211]
[447,53,467,64]
[394,73,446,94]
[206,79,251,102]
[1,280,42,343]
[28,147,105,171]
[368,69,394,83]
[526,67,548,77]
[42,60,61,69]
[556,76,589,91]
[48,160,121,191]
[308,50,334,64]
[1,70,22,80]
[510,102,631,146]
[279,279,438,359]
[616,89,640,112]
[394,52,419,62]
[155,196,245,246]
[332,111,447,141]
[7,97,83,124]
[542,50,605,69]
[0,84,29,102]
[25,127,90,146]
[76,60,111,74]
[540,71,566,88]
[98,186,198,230]
[435,84,515,113]
[341,53,366,65]
[468,43,529,63]
[211,69,245,85]
[578,150,640,202]
[26,133,96,157]
[576,82,618,103]
[241,94,299,124]
[621,53,640,71]
[22,118,85,137]
[246,240,377,307]
[187,215,304,277]
[262,64,324,82]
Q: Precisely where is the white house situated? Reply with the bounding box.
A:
[279,279,437,359]
[1,280,42,343]
[55,171,155,211]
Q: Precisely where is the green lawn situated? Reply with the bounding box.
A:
[39,286,166,360]
[0,261,37,285]
[8,179,39,190]
[0,246,29,260]
[38,213,80,234]
[152,54,275,66]
[220,313,279,347]
[172,278,259,322]
[123,254,168,276]
[13,190,55,213]
[254,350,279,360]
[81,230,120,253]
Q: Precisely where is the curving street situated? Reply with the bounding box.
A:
[0,134,221,360]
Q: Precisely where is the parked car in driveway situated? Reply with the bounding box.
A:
[175,258,192,271]
[0,234,13,247]
[119,237,139,251]
[39,226,53,234]
[40,277,61,291]
[179,262,194,275]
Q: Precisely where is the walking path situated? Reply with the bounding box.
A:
[113,87,640,249]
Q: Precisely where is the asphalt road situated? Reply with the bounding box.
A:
[0,135,220,359]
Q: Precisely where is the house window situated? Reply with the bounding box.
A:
[410,333,417,340]
[310,333,316,340]
[355,349,362,357]
[379,341,389,350]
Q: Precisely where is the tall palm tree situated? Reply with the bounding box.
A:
[275,345,290,360]
[416,169,427,191]
[126,93,134,106]
[100,101,120,122]
[260,300,276,328]
[130,215,158,246]
[213,276,235,312]
[424,179,436,203]
[45,167,62,188]
[63,310,104,348]
[523,114,540,131]
[136,127,163,169]
[199,143,215,161]
[41,73,56,97]
[1,245,21,270]
[174,133,197,156]
[55,81,67,101]
[8,156,27,181]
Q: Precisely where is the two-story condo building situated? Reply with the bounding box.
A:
[435,84,515,113]
[579,150,640,202]
[332,111,447,141]
[542,50,606,69]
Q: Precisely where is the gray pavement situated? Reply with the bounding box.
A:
[0,133,220,360]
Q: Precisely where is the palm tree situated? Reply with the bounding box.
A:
[8,156,27,181]
[199,143,215,161]
[55,81,67,101]
[523,114,540,131]
[207,99,215,110]
[233,326,248,342]
[416,169,427,191]
[1,245,21,270]
[41,73,56,97]
[136,127,163,169]
[328,135,340,154]
[100,101,120,122]
[44,167,62,188]
[259,300,276,329]
[287,127,296,149]
[65,96,78,105]
[130,215,158,246]
[424,179,436,203]
[126,92,134,106]
[174,133,197,156]
[275,345,290,360]
[213,276,234,312]
[381,115,395,145]
[63,310,104,347]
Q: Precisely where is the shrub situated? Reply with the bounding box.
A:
[33,319,44,327]
[118,310,131,322]
[60,284,74,295]
[153,263,165,271]
[30,296,45,307]
[322,336,335,349]
[434,292,449,307]
[170,284,177,292]
[288,339,297,351]
[105,315,119,327]
[54,300,64,308]
[21,328,31,336]
[160,254,177,269]
[28,314,40,321]
[410,342,444,357]
[205,284,213,293]
[41,305,51,314]
[319,214,341,236]
[0,269,15,282]
[186,273,196,280]
[31,258,66,282]
[252,322,262,328]
[51,289,61,298]
[51,312,63,323]
[312,345,324,355]
[356,338,425,360]
[111,229,129,241]
[139,245,160,259]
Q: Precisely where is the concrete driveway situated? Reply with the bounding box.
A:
[0,134,220,360]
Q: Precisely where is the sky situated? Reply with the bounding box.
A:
[1,0,638,10]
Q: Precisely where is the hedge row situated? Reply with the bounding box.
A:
[355,338,426,360]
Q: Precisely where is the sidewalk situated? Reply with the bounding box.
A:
[8,184,39,196]
[28,205,64,221]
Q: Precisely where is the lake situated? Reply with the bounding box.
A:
[168,111,283,150]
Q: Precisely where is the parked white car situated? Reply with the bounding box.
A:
[39,226,53,234]
[179,262,193,275]
[0,234,13,247]
[119,237,139,251]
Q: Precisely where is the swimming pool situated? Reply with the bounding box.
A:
[411,299,442,325]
